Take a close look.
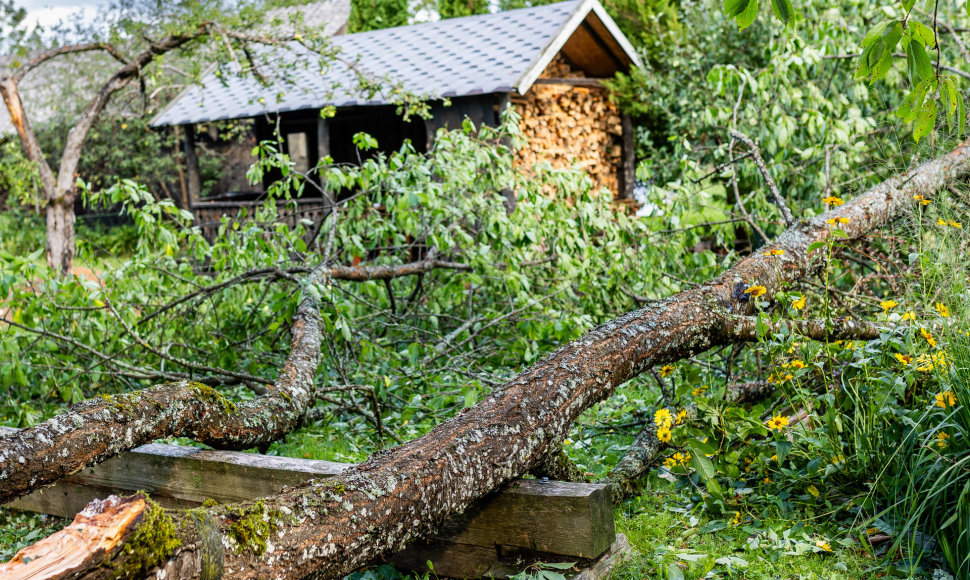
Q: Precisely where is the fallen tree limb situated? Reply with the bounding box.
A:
[0,266,327,505]
[4,139,970,579]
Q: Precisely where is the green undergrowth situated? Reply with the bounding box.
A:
[614,477,898,579]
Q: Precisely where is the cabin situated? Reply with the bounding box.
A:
[151,0,641,234]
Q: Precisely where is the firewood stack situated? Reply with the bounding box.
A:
[513,55,623,197]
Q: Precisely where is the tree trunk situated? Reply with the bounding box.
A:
[46,192,76,278]
[5,139,970,579]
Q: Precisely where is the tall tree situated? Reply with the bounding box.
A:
[0,1,316,276]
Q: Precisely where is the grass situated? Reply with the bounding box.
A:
[614,477,891,579]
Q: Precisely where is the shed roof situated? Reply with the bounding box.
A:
[151,0,640,127]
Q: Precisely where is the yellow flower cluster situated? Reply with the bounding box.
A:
[936,302,950,318]
[763,249,785,256]
[822,196,844,206]
[913,194,932,205]
[937,432,950,449]
[901,311,916,321]
[826,216,850,225]
[936,218,962,228]
[659,364,675,378]
[692,385,707,396]
[663,451,692,469]
[920,328,937,348]
[766,372,793,384]
[935,390,957,408]
[791,295,806,310]
[767,415,790,431]
[732,511,742,526]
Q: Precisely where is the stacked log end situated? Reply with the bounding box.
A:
[513,55,623,198]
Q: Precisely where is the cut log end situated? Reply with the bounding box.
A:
[0,494,147,580]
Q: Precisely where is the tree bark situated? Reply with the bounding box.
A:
[5,139,970,579]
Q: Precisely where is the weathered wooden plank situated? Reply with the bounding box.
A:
[2,427,615,563]
[438,480,615,559]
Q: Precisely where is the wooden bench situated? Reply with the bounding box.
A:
[1,427,630,578]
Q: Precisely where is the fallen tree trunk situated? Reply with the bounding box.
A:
[4,139,970,579]
[0,271,325,505]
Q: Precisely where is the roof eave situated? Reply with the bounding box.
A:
[514,0,641,96]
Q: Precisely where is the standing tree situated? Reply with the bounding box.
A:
[0,0,332,276]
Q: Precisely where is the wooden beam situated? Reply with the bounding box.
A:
[618,113,635,200]
[533,78,608,88]
[1,427,615,563]
[183,124,202,205]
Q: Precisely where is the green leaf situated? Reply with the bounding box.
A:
[770,0,794,24]
[959,94,966,138]
[909,21,936,48]
[913,99,937,143]
[775,440,793,464]
[901,0,916,10]
[910,39,933,80]
[667,564,685,580]
[724,0,751,17]
[861,21,889,48]
[807,241,828,253]
[736,0,758,30]
[689,445,717,481]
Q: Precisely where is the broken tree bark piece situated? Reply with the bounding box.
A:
[0,495,147,580]
[6,139,970,579]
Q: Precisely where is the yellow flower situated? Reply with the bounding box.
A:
[879,300,898,313]
[791,295,806,310]
[763,476,772,484]
[790,360,806,370]
[831,455,843,464]
[844,341,856,351]
[815,540,833,552]
[901,311,916,321]
[744,285,767,297]
[866,528,879,536]
[915,353,935,372]
[676,409,687,425]
[807,484,820,497]
[770,454,778,462]
[732,511,741,526]
[692,385,707,396]
[767,415,790,431]
[826,216,850,225]
[935,391,957,408]
[938,218,948,226]
[120,122,128,130]
[948,219,962,228]
[913,194,932,205]
[920,327,937,348]
[664,457,677,469]
[659,364,674,378]
[657,425,672,443]
[894,353,912,365]
[937,432,950,449]
[564,438,572,445]
[763,249,785,256]
[936,302,950,318]
[672,451,691,466]
[822,196,844,206]
[654,408,674,428]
